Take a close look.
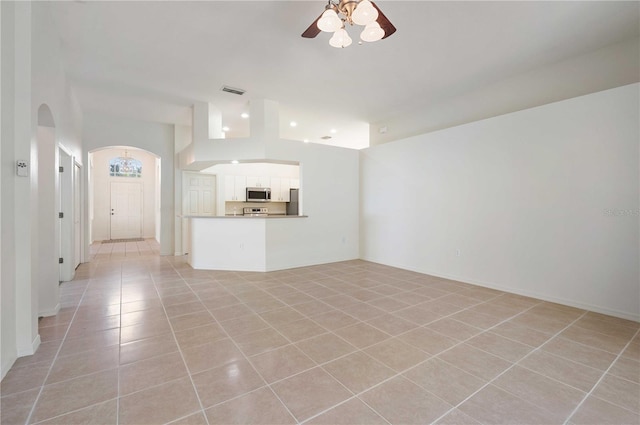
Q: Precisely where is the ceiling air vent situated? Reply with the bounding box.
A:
[221,85,246,95]
[320,136,332,140]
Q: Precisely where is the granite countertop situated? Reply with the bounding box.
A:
[183,215,308,219]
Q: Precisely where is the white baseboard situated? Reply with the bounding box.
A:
[1,354,17,380]
[17,333,41,357]
[362,258,640,323]
[38,303,60,318]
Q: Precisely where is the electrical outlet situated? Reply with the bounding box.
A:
[455,249,461,257]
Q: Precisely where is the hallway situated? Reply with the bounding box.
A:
[1,241,639,424]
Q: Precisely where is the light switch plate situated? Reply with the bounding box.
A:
[16,160,28,177]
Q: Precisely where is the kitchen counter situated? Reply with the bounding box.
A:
[184,215,308,219]
[186,215,309,272]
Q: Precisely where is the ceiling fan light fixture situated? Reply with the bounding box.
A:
[329,28,352,48]
[318,9,342,32]
[360,21,384,42]
[351,0,378,26]
[302,0,395,47]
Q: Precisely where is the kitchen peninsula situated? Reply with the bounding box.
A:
[187,213,308,272]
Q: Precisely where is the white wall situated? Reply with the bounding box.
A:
[1,0,19,379]
[266,139,360,269]
[361,84,640,321]
[83,112,174,255]
[2,1,39,377]
[90,148,158,241]
[2,1,83,378]
[174,124,192,256]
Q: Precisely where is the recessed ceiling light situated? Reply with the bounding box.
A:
[330,129,337,134]
[303,139,309,143]
[290,121,297,127]
[231,160,239,164]
[241,113,249,119]
[222,126,230,132]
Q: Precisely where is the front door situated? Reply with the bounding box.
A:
[110,181,143,240]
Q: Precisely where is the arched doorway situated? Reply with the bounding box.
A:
[88,147,162,245]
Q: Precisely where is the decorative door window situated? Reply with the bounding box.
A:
[109,151,142,177]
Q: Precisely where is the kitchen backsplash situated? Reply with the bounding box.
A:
[225,201,287,216]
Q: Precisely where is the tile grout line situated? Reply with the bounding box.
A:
[563,326,640,424]
[18,250,638,425]
[300,297,549,424]
[196,266,362,424]
[178,265,407,424]
[429,309,592,424]
[125,256,211,424]
[168,272,530,423]
[25,268,508,420]
[170,260,627,424]
[168,262,293,423]
[23,272,95,425]
[210,274,524,423]
[116,262,122,425]
[26,256,130,425]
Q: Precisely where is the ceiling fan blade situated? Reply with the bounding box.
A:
[371,1,396,39]
[301,12,323,38]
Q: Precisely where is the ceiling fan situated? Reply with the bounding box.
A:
[302,0,396,48]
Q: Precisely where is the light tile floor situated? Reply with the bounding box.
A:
[2,239,639,424]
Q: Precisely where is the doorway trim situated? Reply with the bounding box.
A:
[58,145,74,282]
[88,146,161,246]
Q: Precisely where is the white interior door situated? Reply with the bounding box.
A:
[110,182,143,240]
[73,162,82,268]
[184,173,216,216]
[182,172,216,254]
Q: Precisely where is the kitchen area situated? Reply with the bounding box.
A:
[184,161,310,272]
[214,162,302,218]
[176,99,359,274]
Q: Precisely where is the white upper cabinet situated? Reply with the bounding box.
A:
[224,175,247,201]
[245,176,270,188]
[270,177,291,202]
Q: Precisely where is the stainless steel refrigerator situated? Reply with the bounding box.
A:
[286,189,299,216]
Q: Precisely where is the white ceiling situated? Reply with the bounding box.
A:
[47,1,639,149]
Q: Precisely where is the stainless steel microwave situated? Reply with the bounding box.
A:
[246,187,271,202]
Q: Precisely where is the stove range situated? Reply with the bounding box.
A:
[243,207,268,217]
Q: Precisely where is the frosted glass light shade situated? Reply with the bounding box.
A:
[360,21,384,42]
[352,0,378,26]
[318,9,342,32]
[329,28,353,48]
